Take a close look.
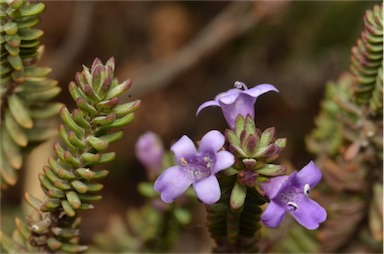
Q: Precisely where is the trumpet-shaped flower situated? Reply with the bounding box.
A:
[154,130,235,205]
[196,81,278,129]
[260,161,327,230]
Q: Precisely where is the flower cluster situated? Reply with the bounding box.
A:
[142,81,326,230]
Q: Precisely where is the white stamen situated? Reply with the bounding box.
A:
[304,184,310,196]
[234,81,248,90]
[287,201,299,211]
[203,156,213,168]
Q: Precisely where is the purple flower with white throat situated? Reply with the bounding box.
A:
[196,81,278,129]
[260,161,327,230]
[154,130,235,205]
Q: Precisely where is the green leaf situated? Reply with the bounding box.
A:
[230,181,247,211]
[19,3,45,16]
[7,54,23,71]
[18,28,43,41]
[8,93,33,128]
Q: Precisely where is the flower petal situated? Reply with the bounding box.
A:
[219,94,256,129]
[212,150,235,174]
[261,201,286,228]
[243,84,279,98]
[196,100,220,116]
[199,130,225,153]
[294,161,322,188]
[217,91,240,105]
[154,166,192,203]
[171,135,197,162]
[193,175,221,205]
[260,174,291,199]
[289,196,327,230]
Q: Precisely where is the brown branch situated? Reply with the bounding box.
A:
[125,2,268,98]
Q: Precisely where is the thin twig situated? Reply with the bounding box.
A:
[125,2,262,98]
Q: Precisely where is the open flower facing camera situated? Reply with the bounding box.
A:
[260,161,327,230]
[154,130,234,205]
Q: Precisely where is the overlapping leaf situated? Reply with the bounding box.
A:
[0,57,141,253]
[0,0,61,191]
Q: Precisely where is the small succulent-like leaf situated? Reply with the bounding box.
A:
[86,136,109,151]
[24,193,43,211]
[66,191,81,209]
[112,100,141,117]
[46,237,62,251]
[98,131,123,144]
[105,79,132,99]
[72,109,91,129]
[4,110,28,146]
[81,152,101,164]
[59,107,83,137]
[108,113,134,128]
[258,127,275,148]
[71,180,89,194]
[7,54,23,70]
[18,28,43,40]
[98,152,116,164]
[60,243,88,253]
[230,181,247,211]
[257,164,286,176]
[18,86,61,102]
[1,126,22,169]
[29,102,63,119]
[61,200,76,217]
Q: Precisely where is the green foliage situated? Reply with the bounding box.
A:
[0,0,62,191]
[351,5,383,111]
[306,4,383,253]
[90,200,194,253]
[0,57,141,253]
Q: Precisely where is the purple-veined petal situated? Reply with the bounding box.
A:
[212,150,235,174]
[261,201,286,228]
[171,135,197,162]
[243,84,279,98]
[260,174,291,199]
[193,175,221,205]
[294,161,322,189]
[196,100,220,116]
[199,130,225,153]
[289,196,327,230]
[154,166,193,203]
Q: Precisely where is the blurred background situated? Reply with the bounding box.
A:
[1,1,380,252]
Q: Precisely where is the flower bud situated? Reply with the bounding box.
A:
[135,131,164,177]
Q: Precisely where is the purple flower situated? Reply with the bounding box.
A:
[135,131,164,174]
[196,81,279,129]
[154,130,235,205]
[260,161,327,230]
